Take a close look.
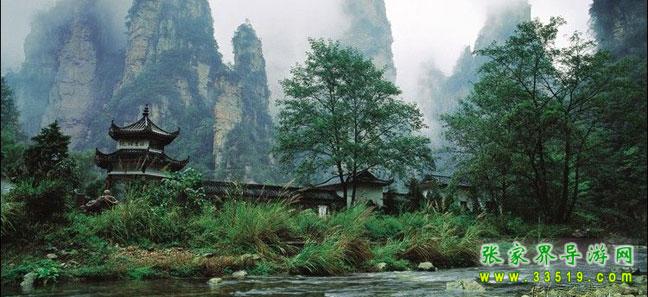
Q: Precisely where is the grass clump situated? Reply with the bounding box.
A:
[196,200,298,256]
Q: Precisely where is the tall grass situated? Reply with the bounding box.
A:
[191,200,298,256]
[88,197,185,245]
[2,169,508,286]
[1,195,23,238]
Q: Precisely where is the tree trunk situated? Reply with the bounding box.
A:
[558,124,572,223]
[565,152,581,222]
[351,168,358,206]
[336,162,349,208]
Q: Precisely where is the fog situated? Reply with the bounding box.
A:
[0,0,58,73]
[0,0,131,74]
[2,0,591,105]
[386,0,592,102]
[209,0,348,112]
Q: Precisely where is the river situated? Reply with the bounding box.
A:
[3,246,646,296]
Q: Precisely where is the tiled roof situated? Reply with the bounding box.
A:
[316,170,393,188]
[95,148,189,172]
[109,105,179,145]
[421,174,471,188]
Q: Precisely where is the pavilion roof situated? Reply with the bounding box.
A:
[95,148,189,172]
[109,105,179,145]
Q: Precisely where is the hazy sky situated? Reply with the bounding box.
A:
[1,0,592,101]
[211,0,592,102]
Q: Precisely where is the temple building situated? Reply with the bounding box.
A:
[315,170,393,208]
[95,105,188,189]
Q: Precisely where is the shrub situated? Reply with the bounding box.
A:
[369,240,410,270]
[293,209,326,240]
[8,178,69,223]
[0,194,23,238]
[288,237,349,275]
[249,261,276,275]
[1,259,61,286]
[89,197,185,245]
[397,212,486,268]
[127,266,158,280]
[365,215,404,241]
[158,168,206,210]
[326,205,371,238]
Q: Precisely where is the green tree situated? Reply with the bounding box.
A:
[276,39,433,207]
[1,76,25,178]
[24,121,72,180]
[444,18,637,223]
[6,122,77,224]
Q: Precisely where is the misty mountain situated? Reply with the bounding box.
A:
[340,0,396,82]
[590,0,647,60]
[418,0,531,149]
[6,0,128,142]
[7,0,274,181]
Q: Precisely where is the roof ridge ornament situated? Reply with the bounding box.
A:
[143,104,150,118]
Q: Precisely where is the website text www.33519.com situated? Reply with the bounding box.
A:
[479,271,633,284]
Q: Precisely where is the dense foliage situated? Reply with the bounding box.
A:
[1,77,25,178]
[443,18,647,232]
[276,39,433,205]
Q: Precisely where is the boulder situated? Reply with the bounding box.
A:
[446,279,485,292]
[232,270,247,279]
[417,261,435,271]
[239,253,261,262]
[375,262,387,271]
[46,253,58,259]
[207,277,222,287]
[20,272,37,292]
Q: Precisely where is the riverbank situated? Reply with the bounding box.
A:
[2,200,642,291]
[2,200,489,287]
[2,173,644,291]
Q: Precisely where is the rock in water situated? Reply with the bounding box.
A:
[417,261,434,270]
[207,277,222,287]
[20,272,37,292]
[446,279,485,292]
[232,270,247,279]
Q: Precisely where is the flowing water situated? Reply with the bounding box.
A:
[3,246,646,296]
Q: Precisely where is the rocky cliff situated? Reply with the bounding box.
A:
[419,0,531,147]
[109,0,224,172]
[8,0,127,148]
[214,22,274,182]
[590,0,647,59]
[10,0,276,181]
[339,0,396,82]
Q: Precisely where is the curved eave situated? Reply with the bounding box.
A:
[95,148,188,172]
[94,148,113,170]
[167,156,189,171]
[109,118,180,145]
